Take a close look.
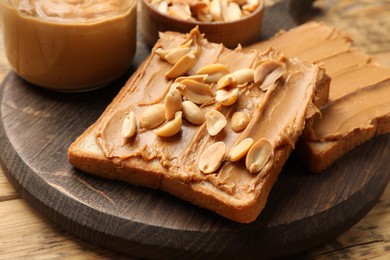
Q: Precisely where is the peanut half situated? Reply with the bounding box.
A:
[165,52,198,79]
[231,111,250,132]
[155,39,192,61]
[140,104,166,129]
[165,87,183,120]
[216,74,237,90]
[164,47,192,65]
[154,111,183,137]
[254,60,284,91]
[227,138,254,162]
[243,0,259,12]
[210,0,223,21]
[149,0,260,23]
[231,68,254,85]
[175,74,208,84]
[176,79,214,104]
[199,141,226,173]
[121,111,137,138]
[196,63,230,83]
[150,0,168,14]
[221,1,242,22]
[167,0,192,20]
[215,87,239,106]
[182,100,205,125]
[205,109,227,136]
[245,138,273,174]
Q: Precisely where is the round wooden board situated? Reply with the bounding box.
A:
[1,3,390,259]
[1,69,390,260]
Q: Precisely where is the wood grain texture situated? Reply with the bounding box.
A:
[0,0,390,259]
[1,72,389,259]
[0,199,129,259]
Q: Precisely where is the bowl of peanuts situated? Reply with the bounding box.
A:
[141,0,264,49]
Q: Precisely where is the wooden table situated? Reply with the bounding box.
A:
[1,0,390,258]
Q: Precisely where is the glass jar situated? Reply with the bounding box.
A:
[0,0,137,91]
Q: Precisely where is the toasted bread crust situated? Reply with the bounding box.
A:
[69,126,292,222]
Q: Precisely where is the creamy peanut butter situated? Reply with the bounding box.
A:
[0,0,137,91]
[95,28,318,200]
[249,22,390,142]
[309,80,390,141]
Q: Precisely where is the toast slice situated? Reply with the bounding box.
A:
[68,28,324,223]
[248,22,390,173]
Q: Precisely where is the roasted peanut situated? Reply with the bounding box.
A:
[165,47,192,65]
[182,100,205,125]
[140,104,166,129]
[165,88,183,120]
[196,63,230,83]
[216,74,237,90]
[231,111,250,132]
[199,141,226,173]
[254,60,284,91]
[165,52,197,79]
[227,138,253,162]
[205,109,227,136]
[215,88,239,106]
[221,1,242,22]
[245,138,273,174]
[154,111,183,137]
[149,0,259,22]
[121,111,137,138]
[231,68,254,85]
[176,79,214,104]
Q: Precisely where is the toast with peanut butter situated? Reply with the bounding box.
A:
[68,28,326,223]
[248,22,390,173]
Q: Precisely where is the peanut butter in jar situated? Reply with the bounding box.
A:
[0,0,137,91]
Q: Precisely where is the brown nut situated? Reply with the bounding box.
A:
[167,1,192,20]
[231,111,250,132]
[182,100,205,125]
[245,138,273,174]
[205,109,227,136]
[196,63,230,83]
[221,1,242,22]
[177,79,214,104]
[243,0,259,12]
[254,60,284,91]
[215,88,239,106]
[164,47,192,65]
[165,88,183,120]
[121,111,137,138]
[154,111,183,137]
[151,0,168,14]
[227,138,254,162]
[210,0,223,21]
[231,68,254,85]
[199,141,226,173]
[165,52,197,79]
[216,74,237,90]
[175,74,208,84]
[140,104,166,129]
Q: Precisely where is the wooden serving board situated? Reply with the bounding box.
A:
[1,2,389,259]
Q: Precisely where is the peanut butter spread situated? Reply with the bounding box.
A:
[95,28,318,200]
[6,0,131,22]
[249,22,390,142]
[0,0,136,90]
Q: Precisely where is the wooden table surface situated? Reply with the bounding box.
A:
[1,0,390,258]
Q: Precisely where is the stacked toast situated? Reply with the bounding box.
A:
[249,22,390,172]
